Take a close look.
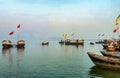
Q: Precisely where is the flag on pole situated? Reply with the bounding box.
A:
[116,14,120,24]
[17,24,20,30]
[64,34,68,39]
[9,31,14,35]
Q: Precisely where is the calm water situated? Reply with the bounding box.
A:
[1,41,120,78]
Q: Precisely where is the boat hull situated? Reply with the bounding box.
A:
[16,44,25,48]
[65,42,84,45]
[2,44,13,48]
[90,42,94,45]
[87,52,120,70]
[59,41,64,44]
[100,51,120,58]
[42,42,49,45]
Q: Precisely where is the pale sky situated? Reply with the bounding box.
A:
[0,0,120,40]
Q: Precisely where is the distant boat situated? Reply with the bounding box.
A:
[2,40,13,48]
[100,50,120,58]
[95,39,107,44]
[16,40,25,48]
[90,42,94,45]
[42,41,49,45]
[65,39,84,45]
[59,40,65,44]
[87,52,120,70]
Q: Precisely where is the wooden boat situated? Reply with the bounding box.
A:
[16,40,25,48]
[42,41,49,45]
[100,50,120,58]
[90,42,94,45]
[95,39,107,44]
[59,40,65,44]
[65,39,84,45]
[2,40,13,48]
[87,52,120,70]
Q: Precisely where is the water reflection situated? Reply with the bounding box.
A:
[16,48,25,68]
[89,66,120,78]
[2,47,25,78]
[61,45,84,61]
[59,43,84,48]
[17,48,25,57]
[2,48,13,64]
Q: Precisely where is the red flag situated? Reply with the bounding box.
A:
[9,31,14,35]
[17,24,20,30]
[113,29,117,33]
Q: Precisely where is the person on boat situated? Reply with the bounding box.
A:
[76,39,79,43]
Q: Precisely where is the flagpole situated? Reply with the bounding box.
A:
[8,31,14,43]
[17,24,21,41]
[17,30,19,41]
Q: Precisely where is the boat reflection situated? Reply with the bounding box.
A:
[2,48,13,67]
[17,47,25,57]
[60,43,84,48]
[2,47,25,78]
[62,45,84,61]
[2,48,12,57]
[89,66,120,78]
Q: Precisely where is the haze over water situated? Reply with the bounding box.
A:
[0,0,120,40]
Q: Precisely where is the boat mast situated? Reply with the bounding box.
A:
[17,24,21,41]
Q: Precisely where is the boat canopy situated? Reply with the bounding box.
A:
[17,40,25,42]
[2,40,11,43]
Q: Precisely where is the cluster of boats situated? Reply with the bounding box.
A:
[87,51,120,70]
[2,39,25,48]
[101,39,120,51]
[2,24,25,49]
[41,39,84,46]
[59,39,84,45]
[88,39,120,70]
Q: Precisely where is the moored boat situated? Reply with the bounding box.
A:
[59,40,65,44]
[100,50,120,58]
[65,39,84,45]
[90,42,94,45]
[2,40,13,48]
[95,39,107,44]
[16,40,25,48]
[87,52,120,70]
[42,41,49,45]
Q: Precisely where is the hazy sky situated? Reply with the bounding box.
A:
[0,0,120,40]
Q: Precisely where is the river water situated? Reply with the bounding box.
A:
[0,41,120,78]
